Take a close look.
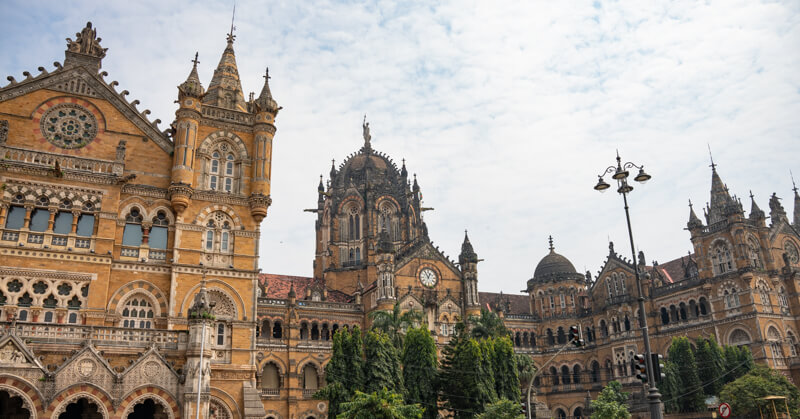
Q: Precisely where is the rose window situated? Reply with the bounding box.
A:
[785,241,799,264]
[40,104,98,149]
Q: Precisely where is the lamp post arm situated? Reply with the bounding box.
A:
[527,337,577,419]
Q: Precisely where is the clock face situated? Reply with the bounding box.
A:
[420,268,437,288]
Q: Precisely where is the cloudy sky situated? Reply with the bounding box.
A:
[2,1,799,294]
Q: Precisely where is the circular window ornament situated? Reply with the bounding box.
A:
[40,104,98,149]
[785,241,799,264]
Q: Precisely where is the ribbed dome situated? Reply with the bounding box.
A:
[534,249,577,278]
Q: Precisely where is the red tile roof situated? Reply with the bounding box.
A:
[479,292,531,316]
[653,253,696,284]
[258,273,353,303]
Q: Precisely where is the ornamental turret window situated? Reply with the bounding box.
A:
[711,242,733,275]
[204,212,234,254]
[203,142,241,193]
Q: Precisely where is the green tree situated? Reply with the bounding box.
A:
[476,399,525,419]
[369,303,424,348]
[469,308,508,339]
[719,365,800,418]
[722,344,754,384]
[657,360,681,414]
[402,327,438,419]
[364,330,404,394]
[694,337,723,396]
[492,336,520,402]
[667,336,705,412]
[345,326,366,391]
[337,388,424,419]
[316,329,361,417]
[439,324,497,418]
[590,381,630,419]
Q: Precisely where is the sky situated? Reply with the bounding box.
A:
[2,1,799,294]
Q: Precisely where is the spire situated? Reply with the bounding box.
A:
[255,67,280,114]
[706,160,738,224]
[687,199,703,229]
[400,158,408,178]
[178,52,205,98]
[792,171,800,225]
[330,159,337,180]
[749,191,765,221]
[548,235,554,253]
[202,32,247,111]
[459,230,478,264]
[318,175,324,193]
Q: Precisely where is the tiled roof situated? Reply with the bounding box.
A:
[654,253,696,284]
[258,273,353,303]
[479,292,531,316]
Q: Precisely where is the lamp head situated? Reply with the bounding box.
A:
[594,177,611,192]
[618,184,633,194]
[612,169,629,180]
[634,167,651,183]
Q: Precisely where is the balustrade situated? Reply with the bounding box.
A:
[0,322,187,350]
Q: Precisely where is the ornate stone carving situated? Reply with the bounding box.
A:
[207,289,236,319]
[66,22,107,58]
[77,359,96,377]
[40,103,98,149]
[0,343,28,364]
[0,119,7,145]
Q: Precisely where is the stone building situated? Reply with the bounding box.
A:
[0,22,799,419]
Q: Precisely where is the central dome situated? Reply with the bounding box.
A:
[526,237,583,291]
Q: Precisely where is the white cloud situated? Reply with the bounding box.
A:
[1,0,798,293]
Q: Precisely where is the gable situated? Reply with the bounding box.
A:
[0,65,172,154]
[121,348,179,394]
[54,344,116,393]
[395,240,460,277]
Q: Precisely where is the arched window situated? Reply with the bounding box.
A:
[272,321,283,339]
[262,363,280,390]
[758,282,771,312]
[303,364,319,390]
[787,332,798,357]
[699,297,709,315]
[149,210,169,249]
[600,320,608,337]
[547,329,555,345]
[623,315,631,331]
[747,236,762,268]
[618,275,627,295]
[711,242,734,275]
[572,365,582,383]
[724,288,740,309]
[204,212,234,254]
[121,295,154,329]
[679,303,687,321]
[209,151,220,190]
[590,361,600,383]
[122,208,144,246]
[606,277,613,298]
[561,365,571,384]
[68,312,78,324]
[514,332,521,347]
[661,307,669,325]
[28,196,50,233]
[778,287,789,312]
[223,154,235,192]
[76,201,96,237]
[4,194,26,230]
[549,366,558,385]
[216,322,226,346]
[559,293,566,309]
[300,322,309,340]
[53,199,74,237]
[729,329,750,346]
[767,327,785,365]
[557,327,566,344]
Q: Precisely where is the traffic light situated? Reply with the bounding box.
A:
[633,354,648,382]
[520,402,527,415]
[651,353,666,382]
[569,326,585,347]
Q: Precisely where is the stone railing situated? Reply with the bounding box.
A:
[1,145,123,175]
[652,275,703,298]
[256,338,288,347]
[0,228,96,253]
[0,322,188,350]
[257,298,287,306]
[260,389,280,397]
[201,107,254,125]
[296,300,361,312]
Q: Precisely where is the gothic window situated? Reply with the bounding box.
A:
[724,288,740,309]
[223,154,235,192]
[17,309,27,321]
[29,196,50,232]
[590,361,600,383]
[514,332,521,346]
[572,365,582,384]
[303,364,319,390]
[747,236,762,269]
[728,328,750,346]
[204,212,234,254]
[547,328,555,345]
[68,312,78,324]
[549,295,555,310]
[272,321,282,339]
[788,332,798,357]
[561,365,570,384]
[262,363,280,390]
[600,320,608,337]
[624,315,631,331]
[149,210,169,249]
[121,295,154,328]
[378,202,401,241]
[559,293,565,309]
[53,199,73,235]
[549,366,559,385]
[122,208,144,246]
[711,242,734,275]
[679,302,687,321]
[5,206,25,230]
[606,279,613,298]
[76,201,96,237]
[43,311,54,323]
[699,297,709,315]
[778,287,789,311]
[757,282,772,312]
[300,322,309,340]
[767,327,785,365]
[209,152,220,190]
[784,240,799,265]
[618,275,627,295]
[557,327,566,344]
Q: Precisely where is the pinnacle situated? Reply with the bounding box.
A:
[178,52,204,98]
[202,34,247,112]
[255,67,279,114]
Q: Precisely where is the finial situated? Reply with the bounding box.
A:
[548,235,554,251]
[264,67,270,81]
[749,190,754,200]
[791,170,798,194]
[362,114,371,149]
[227,1,237,43]
[191,52,200,67]
[708,144,716,171]
[688,199,693,208]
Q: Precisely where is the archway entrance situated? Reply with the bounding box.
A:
[127,398,168,419]
[0,389,31,419]
[59,397,102,419]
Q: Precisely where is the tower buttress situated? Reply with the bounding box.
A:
[250,68,280,222]
[375,229,396,306]
[170,53,204,215]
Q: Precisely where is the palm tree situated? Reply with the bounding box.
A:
[469,308,508,339]
[369,303,424,348]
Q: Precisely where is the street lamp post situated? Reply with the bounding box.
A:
[594,151,664,419]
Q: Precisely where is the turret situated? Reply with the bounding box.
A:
[375,229,396,304]
[792,179,800,226]
[705,163,741,225]
[250,68,280,222]
[460,230,480,314]
[170,53,204,214]
[687,199,703,233]
[769,193,788,226]
[184,284,214,419]
[749,191,766,227]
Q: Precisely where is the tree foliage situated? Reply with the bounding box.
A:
[657,360,681,414]
[369,303,424,348]
[719,366,800,419]
[402,327,439,419]
[364,330,404,395]
[492,336,520,402]
[469,308,508,339]
[337,388,424,419]
[694,337,724,395]
[316,328,366,417]
[590,381,630,419]
[439,323,497,418]
[667,336,705,413]
[476,399,524,419]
